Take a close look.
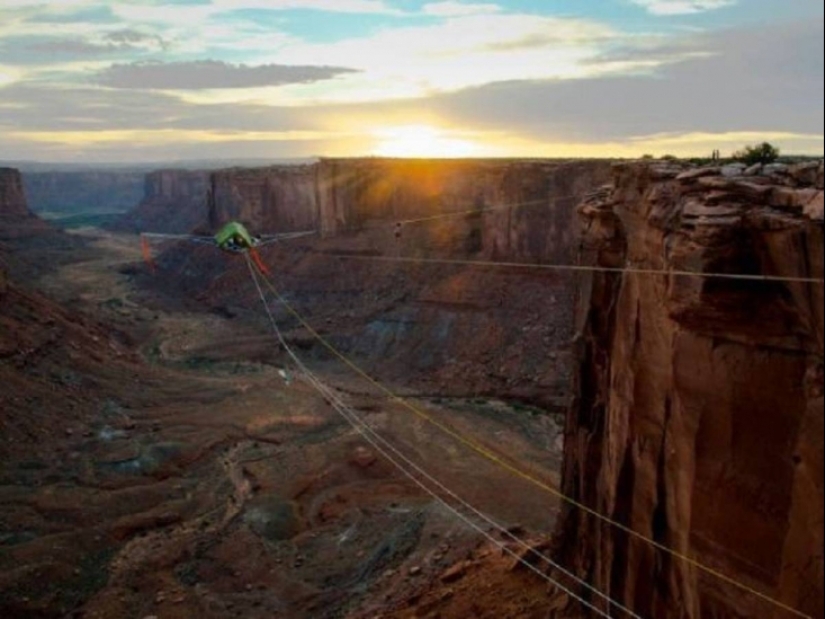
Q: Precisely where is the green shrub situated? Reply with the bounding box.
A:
[733,142,780,166]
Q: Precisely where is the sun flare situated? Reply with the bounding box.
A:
[372,125,482,158]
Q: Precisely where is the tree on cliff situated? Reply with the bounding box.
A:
[734,142,780,165]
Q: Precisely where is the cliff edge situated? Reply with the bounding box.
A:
[556,161,824,618]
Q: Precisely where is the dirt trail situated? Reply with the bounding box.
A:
[2,228,568,619]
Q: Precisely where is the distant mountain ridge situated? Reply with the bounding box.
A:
[2,158,317,174]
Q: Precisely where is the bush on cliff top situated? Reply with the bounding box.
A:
[734,142,781,166]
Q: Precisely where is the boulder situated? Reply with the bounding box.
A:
[805,191,824,222]
[744,163,763,176]
[677,167,720,182]
[764,163,790,176]
[721,163,747,178]
[789,161,822,187]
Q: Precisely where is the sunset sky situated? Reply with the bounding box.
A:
[0,0,822,162]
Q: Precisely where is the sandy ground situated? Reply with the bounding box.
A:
[2,229,571,619]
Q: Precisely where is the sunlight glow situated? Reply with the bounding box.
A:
[0,65,20,88]
[372,125,484,158]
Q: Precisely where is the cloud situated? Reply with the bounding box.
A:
[424,20,823,143]
[1,0,822,161]
[210,0,399,14]
[421,2,501,17]
[0,83,316,132]
[25,30,167,56]
[94,60,358,90]
[262,14,624,104]
[630,0,737,15]
[104,29,168,49]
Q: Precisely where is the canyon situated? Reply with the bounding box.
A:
[1,159,823,619]
[147,158,612,410]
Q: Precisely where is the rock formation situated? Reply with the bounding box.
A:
[110,169,209,233]
[208,165,319,234]
[0,167,84,281]
[118,159,612,259]
[22,171,144,215]
[556,161,824,619]
[0,168,33,218]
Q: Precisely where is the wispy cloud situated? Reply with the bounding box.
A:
[630,0,737,15]
[262,14,625,104]
[94,60,357,90]
[421,2,501,17]
[24,29,168,57]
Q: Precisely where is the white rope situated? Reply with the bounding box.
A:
[245,254,641,619]
[310,253,825,285]
[395,197,561,226]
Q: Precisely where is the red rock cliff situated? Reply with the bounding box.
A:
[0,168,32,218]
[111,169,209,233]
[556,161,824,618]
[22,170,144,215]
[208,165,319,233]
[315,159,609,263]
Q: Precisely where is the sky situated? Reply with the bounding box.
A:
[0,0,822,162]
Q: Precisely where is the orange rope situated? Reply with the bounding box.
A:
[249,248,271,276]
[140,235,157,275]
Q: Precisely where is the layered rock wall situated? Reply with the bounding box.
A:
[556,161,824,619]
[22,171,144,215]
[315,159,609,263]
[208,165,319,234]
[0,168,32,218]
[110,170,209,233]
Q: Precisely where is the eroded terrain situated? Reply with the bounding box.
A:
[2,228,567,619]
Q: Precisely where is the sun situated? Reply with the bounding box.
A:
[372,125,482,158]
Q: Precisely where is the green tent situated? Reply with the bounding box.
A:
[214,222,256,252]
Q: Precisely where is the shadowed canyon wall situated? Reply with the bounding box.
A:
[0,168,32,218]
[111,169,209,234]
[22,171,144,215]
[556,161,824,619]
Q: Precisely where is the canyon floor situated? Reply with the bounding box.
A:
[2,228,572,619]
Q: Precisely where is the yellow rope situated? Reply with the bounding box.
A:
[254,266,813,619]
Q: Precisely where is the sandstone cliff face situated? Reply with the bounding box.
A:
[556,161,824,619]
[0,168,32,218]
[111,169,209,233]
[22,171,144,215]
[315,159,608,263]
[0,167,86,282]
[208,165,319,233]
